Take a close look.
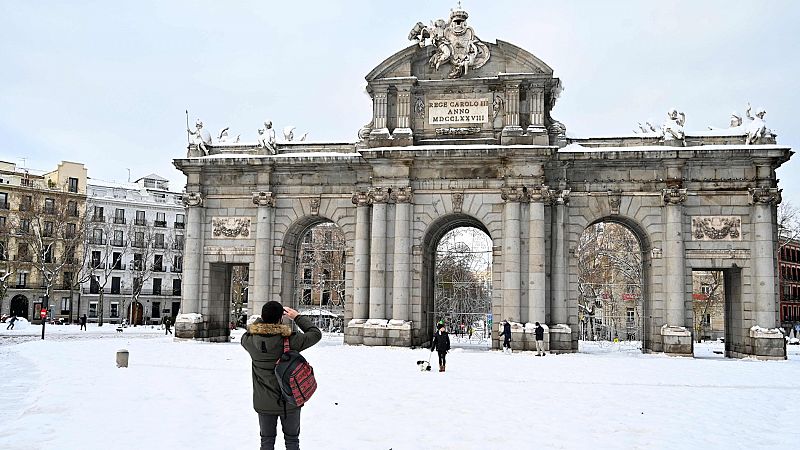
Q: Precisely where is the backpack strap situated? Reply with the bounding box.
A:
[275,336,291,365]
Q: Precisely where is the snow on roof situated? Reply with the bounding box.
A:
[560,143,787,153]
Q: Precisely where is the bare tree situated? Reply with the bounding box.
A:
[230,265,249,328]
[778,201,799,249]
[86,211,130,326]
[126,222,167,325]
[692,270,724,342]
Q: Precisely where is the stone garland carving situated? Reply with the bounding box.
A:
[309,197,321,215]
[352,191,370,207]
[435,127,481,136]
[500,186,526,203]
[391,187,413,204]
[749,187,781,205]
[691,216,742,241]
[368,187,390,204]
[212,217,251,239]
[451,192,464,213]
[662,187,687,205]
[183,192,204,207]
[414,97,425,120]
[407,5,490,78]
[252,191,275,207]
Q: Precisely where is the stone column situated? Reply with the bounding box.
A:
[368,187,390,320]
[502,83,523,136]
[180,192,204,315]
[526,86,546,135]
[390,187,413,322]
[370,87,391,139]
[662,187,687,327]
[351,191,371,321]
[527,186,550,324]
[393,87,413,141]
[551,190,570,325]
[501,187,525,322]
[251,191,275,315]
[749,186,781,328]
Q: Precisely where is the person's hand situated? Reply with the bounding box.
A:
[283,307,299,320]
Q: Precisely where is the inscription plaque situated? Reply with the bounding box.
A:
[428,98,490,125]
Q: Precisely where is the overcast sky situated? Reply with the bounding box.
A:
[2,0,798,203]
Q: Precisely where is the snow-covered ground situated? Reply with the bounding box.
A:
[1,325,799,450]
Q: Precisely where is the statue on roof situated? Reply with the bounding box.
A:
[745,103,770,145]
[258,120,277,154]
[218,127,240,143]
[408,4,491,78]
[662,108,686,143]
[187,119,212,155]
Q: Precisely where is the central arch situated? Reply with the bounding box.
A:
[422,214,494,345]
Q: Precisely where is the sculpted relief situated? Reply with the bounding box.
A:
[408,5,490,78]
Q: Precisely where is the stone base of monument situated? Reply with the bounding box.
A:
[661,325,693,356]
[344,319,366,345]
[736,326,786,361]
[174,313,230,342]
[362,319,389,346]
[547,323,574,354]
[522,323,549,352]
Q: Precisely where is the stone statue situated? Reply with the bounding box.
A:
[662,108,686,142]
[187,119,212,154]
[492,94,504,121]
[283,126,295,142]
[729,112,743,128]
[258,120,277,154]
[745,103,769,145]
[218,127,240,143]
[408,5,491,78]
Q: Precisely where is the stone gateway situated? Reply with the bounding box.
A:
[173,6,792,360]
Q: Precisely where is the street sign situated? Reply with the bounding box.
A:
[40,308,47,319]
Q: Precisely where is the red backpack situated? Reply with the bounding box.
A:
[274,337,317,407]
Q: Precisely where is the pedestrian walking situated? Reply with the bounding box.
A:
[164,316,172,335]
[6,314,17,330]
[80,314,87,331]
[500,320,512,353]
[241,301,321,450]
[430,323,451,372]
[535,322,546,356]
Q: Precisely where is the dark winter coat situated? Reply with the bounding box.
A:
[535,324,544,341]
[500,322,511,339]
[430,330,450,354]
[80,316,87,325]
[240,315,321,415]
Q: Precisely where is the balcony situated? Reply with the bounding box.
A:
[13,254,32,262]
[88,261,105,270]
[171,266,183,273]
[131,241,146,248]
[89,237,107,245]
[134,219,147,226]
[111,239,124,247]
[112,263,126,271]
[153,242,165,249]
[174,222,185,229]
[172,242,184,250]
[44,207,55,215]
[154,220,167,228]
[152,265,165,272]
[172,288,182,296]
[113,217,126,225]
[91,215,105,223]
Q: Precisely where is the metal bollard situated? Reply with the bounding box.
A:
[116,349,129,368]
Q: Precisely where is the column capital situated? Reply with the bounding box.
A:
[351,191,370,207]
[501,186,526,203]
[662,187,687,206]
[252,191,275,207]
[390,186,413,203]
[749,187,781,205]
[368,187,390,204]
[183,192,204,207]
[527,185,552,203]
[553,189,570,205]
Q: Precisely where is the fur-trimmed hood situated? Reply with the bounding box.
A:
[247,322,292,337]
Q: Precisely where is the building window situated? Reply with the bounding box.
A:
[152,302,161,318]
[153,278,162,295]
[626,308,635,323]
[89,302,98,318]
[92,206,104,222]
[67,200,78,217]
[17,243,30,261]
[153,254,163,272]
[133,231,144,247]
[172,255,183,272]
[112,252,123,270]
[702,314,711,326]
[172,279,181,296]
[135,210,146,226]
[66,222,76,239]
[0,192,8,209]
[112,230,124,247]
[43,246,53,263]
[44,198,55,214]
[43,221,54,237]
[110,302,119,318]
[173,234,184,250]
[175,213,185,229]
[68,177,79,193]
[17,272,28,288]
[63,272,73,290]
[111,276,121,294]
[154,233,164,248]
[0,241,6,261]
[20,218,30,233]
[155,212,166,227]
[90,276,100,294]
[114,208,125,224]
[91,228,105,245]
[20,195,32,211]
[133,253,142,270]
[61,297,70,315]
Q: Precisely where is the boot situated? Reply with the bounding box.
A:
[442,364,446,372]
[439,363,444,372]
